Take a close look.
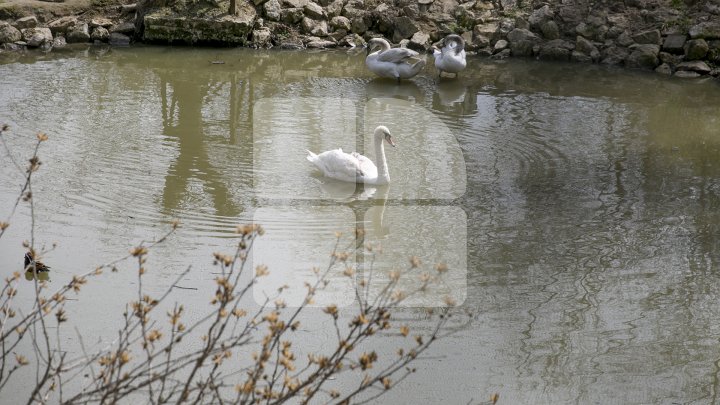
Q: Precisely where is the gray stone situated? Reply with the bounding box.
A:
[616,31,633,47]
[351,16,368,34]
[538,39,573,61]
[575,22,608,41]
[393,16,418,43]
[575,35,597,55]
[625,44,659,69]
[491,48,511,59]
[48,16,78,35]
[659,51,683,66]
[408,31,430,51]
[264,0,282,21]
[252,28,272,47]
[528,5,553,29]
[21,28,52,47]
[52,36,67,48]
[253,0,269,5]
[540,20,559,40]
[312,20,329,36]
[676,60,712,74]
[327,0,343,18]
[473,22,497,39]
[282,0,307,7]
[110,22,135,35]
[632,29,661,45]
[109,32,131,46]
[0,23,22,44]
[91,26,110,42]
[673,70,701,78]
[507,28,539,43]
[655,63,672,75]
[571,51,593,63]
[514,17,529,31]
[689,22,720,39]
[304,2,326,19]
[281,8,305,24]
[493,39,508,52]
[662,34,686,54]
[89,18,113,28]
[342,1,366,20]
[143,8,256,45]
[600,45,629,65]
[15,16,38,29]
[330,16,351,31]
[510,40,534,57]
[66,23,91,43]
[684,39,708,60]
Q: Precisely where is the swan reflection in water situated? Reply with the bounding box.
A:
[435,79,468,106]
[365,78,424,104]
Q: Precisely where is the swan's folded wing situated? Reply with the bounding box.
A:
[377,47,420,64]
[319,149,365,179]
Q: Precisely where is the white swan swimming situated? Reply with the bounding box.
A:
[433,34,467,77]
[306,125,396,185]
[365,38,426,82]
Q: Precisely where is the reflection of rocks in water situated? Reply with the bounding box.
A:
[365,78,424,103]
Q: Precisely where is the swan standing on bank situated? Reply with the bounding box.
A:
[433,34,467,78]
[306,125,396,185]
[366,38,426,82]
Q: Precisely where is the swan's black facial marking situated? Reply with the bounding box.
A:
[384,133,396,147]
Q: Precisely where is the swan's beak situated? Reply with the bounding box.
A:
[385,134,396,147]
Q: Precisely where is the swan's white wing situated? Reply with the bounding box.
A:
[377,47,419,64]
[351,152,378,178]
[314,149,364,182]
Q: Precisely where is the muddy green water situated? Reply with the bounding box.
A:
[2,45,720,403]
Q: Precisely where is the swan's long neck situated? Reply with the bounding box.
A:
[375,135,390,184]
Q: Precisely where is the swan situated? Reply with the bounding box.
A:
[433,34,467,77]
[306,125,396,185]
[365,38,426,82]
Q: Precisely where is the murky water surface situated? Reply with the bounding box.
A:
[2,45,720,403]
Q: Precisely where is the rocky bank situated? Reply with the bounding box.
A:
[1,0,719,78]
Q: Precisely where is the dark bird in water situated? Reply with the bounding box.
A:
[24,252,50,273]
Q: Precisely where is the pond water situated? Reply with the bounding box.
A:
[2,45,720,403]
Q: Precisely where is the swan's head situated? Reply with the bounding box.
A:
[367,38,390,55]
[375,125,395,147]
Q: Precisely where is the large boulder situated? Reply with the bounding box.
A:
[689,22,720,39]
[0,22,22,44]
[662,34,686,54]
[304,2,326,19]
[685,39,708,60]
[676,60,712,74]
[15,16,38,29]
[538,39,573,61]
[91,26,110,42]
[600,45,629,65]
[21,27,53,47]
[507,28,539,57]
[625,44,659,69]
[529,5,554,30]
[632,29,661,45]
[66,23,91,43]
[144,5,257,45]
[48,16,78,35]
[392,16,418,43]
[264,0,282,21]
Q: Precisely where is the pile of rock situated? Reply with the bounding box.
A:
[1,0,718,78]
[0,15,134,51]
